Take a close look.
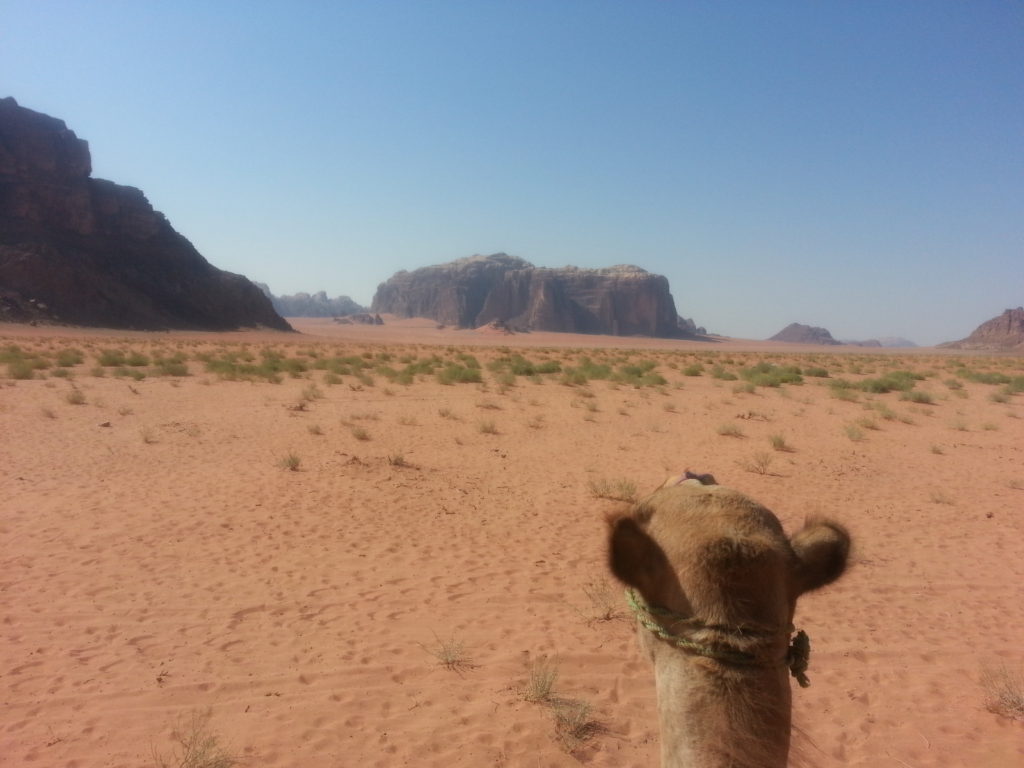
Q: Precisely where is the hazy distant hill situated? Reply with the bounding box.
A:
[769,323,841,345]
[0,98,290,330]
[255,284,366,317]
[940,307,1024,351]
[371,253,703,338]
[842,336,918,348]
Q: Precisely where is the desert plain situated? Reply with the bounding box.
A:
[1,317,1022,768]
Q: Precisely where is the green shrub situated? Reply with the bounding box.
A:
[56,348,85,367]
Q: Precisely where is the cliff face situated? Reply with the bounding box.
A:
[941,308,1024,351]
[769,323,841,345]
[0,97,290,330]
[371,253,694,338]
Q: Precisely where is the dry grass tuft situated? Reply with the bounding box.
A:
[981,665,1024,721]
[278,452,301,471]
[587,477,638,503]
[152,709,238,768]
[421,633,473,673]
[738,451,774,475]
[552,698,602,752]
[716,422,745,438]
[523,656,559,703]
[579,578,624,622]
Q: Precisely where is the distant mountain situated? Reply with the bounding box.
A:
[841,337,918,348]
[371,253,704,338]
[0,97,290,331]
[255,284,366,317]
[769,323,841,345]
[940,307,1024,351]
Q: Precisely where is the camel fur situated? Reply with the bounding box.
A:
[607,473,850,768]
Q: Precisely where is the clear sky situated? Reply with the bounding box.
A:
[3,1,1022,344]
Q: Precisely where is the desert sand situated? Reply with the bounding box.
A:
[2,318,1022,767]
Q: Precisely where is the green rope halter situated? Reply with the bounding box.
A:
[624,588,812,687]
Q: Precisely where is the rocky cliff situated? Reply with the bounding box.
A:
[941,308,1024,351]
[0,97,290,330]
[371,253,697,338]
[255,284,366,317]
[769,323,842,345]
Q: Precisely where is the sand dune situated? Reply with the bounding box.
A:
[2,322,1022,767]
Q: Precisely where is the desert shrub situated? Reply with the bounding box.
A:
[126,351,150,367]
[524,657,559,703]
[803,366,830,378]
[739,451,774,475]
[560,368,590,387]
[152,709,238,768]
[7,359,35,379]
[769,434,793,452]
[716,422,744,438]
[279,452,301,471]
[587,477,638,502]
[711,365,738,381]
[901,390,934,404]
[858,370,921,393]
[56,348,85,367]
[682,363,704,377]
[421,634,472,672]
[97,349,127,367]
[436,363,483,385]
[552,698,601,751]
[981,665,1024,721]
[65,388,86,405]
[613,360,666,387]
[740,362,803,388]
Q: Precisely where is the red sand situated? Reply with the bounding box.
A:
[1,320,1022,767]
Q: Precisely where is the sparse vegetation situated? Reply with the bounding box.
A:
[739,451,774,475]
[580,578,624,622]
[552,698,602,752]
[279,452,301,471]
[981,665,1024,721]
[587,477,638,503]
[716,422,744,438]
[523,656,559,703]
[844,424,865,442]
[478,419,499,435]
[152,709,238,768]
[769,433,793,452]
[422,633,472,672]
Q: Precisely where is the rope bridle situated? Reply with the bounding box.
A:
[624,588,812,687]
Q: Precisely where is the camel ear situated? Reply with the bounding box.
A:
[789,518,851,595]
[607,514,673,605]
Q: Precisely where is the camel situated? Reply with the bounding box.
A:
[607,472,850,768]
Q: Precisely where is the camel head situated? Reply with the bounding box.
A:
[607,473,850,768]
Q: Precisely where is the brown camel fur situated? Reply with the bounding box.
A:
[608,473,851,768]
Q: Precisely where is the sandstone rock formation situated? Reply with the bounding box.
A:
[0,97,290,330]
[769,323,841,345]
[371,253,700,338]
[255,284,366,318]
[941,307,1024,351]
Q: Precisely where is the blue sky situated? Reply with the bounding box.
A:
[3,1,1021,344]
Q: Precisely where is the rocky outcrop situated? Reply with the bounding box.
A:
[842,336,918,348]
[255,284,365,317]
[371,253,699,338]
[333,313,383,325]
[0,97,290,330]
[769,323,841,345]
[941,308,1024,351]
